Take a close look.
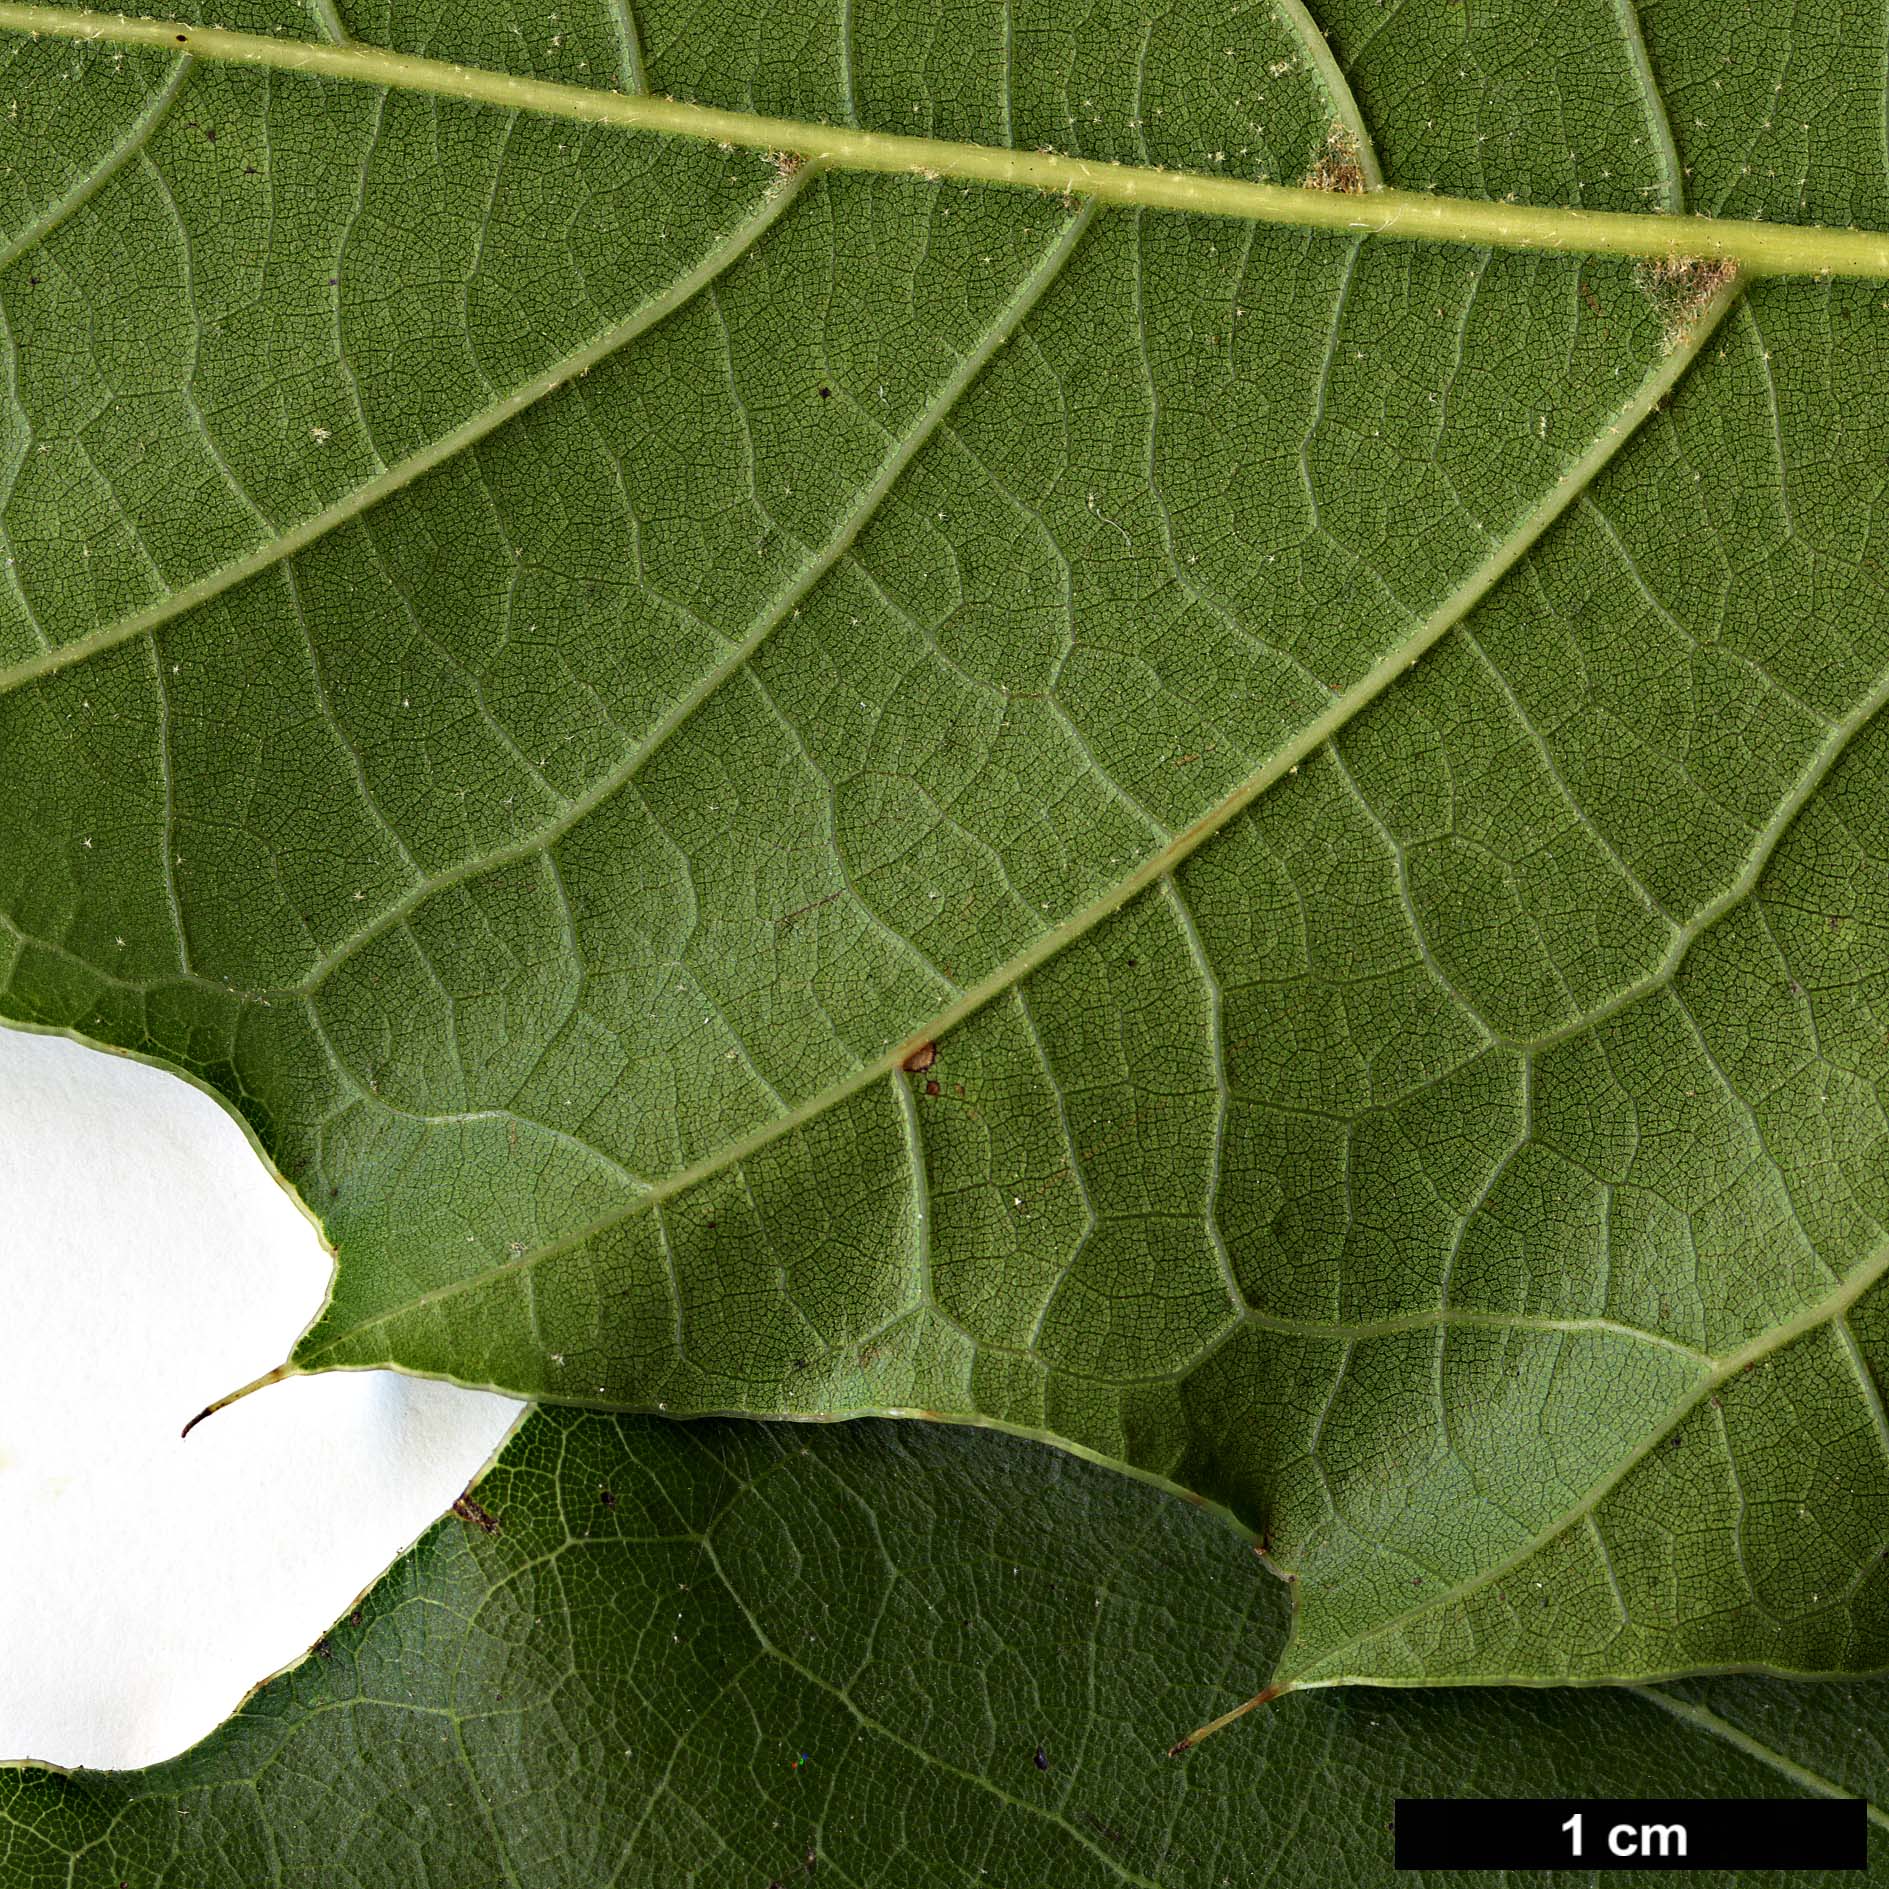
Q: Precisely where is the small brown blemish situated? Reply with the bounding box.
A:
[924,1078,941,1096]
[453,1494,501,1534]
[1304,124,1366,195]
[314,1637,334,1661]
[901,1041,937,1074]
[349,1609,362,1628]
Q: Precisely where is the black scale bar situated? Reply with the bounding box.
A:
[1394,1797,1867,1871]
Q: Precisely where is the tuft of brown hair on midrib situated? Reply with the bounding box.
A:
[1637,253,1740,350]
[1304,124,1367,195]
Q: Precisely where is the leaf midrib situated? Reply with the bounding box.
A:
[8,4,1889,277]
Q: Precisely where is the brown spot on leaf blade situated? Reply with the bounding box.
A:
[453,1494,501,1534]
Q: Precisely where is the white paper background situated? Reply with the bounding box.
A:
[0,1025,522,1770]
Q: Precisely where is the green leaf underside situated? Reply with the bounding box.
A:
[4,1411,1886,1888]
[3,0,1889,1695]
